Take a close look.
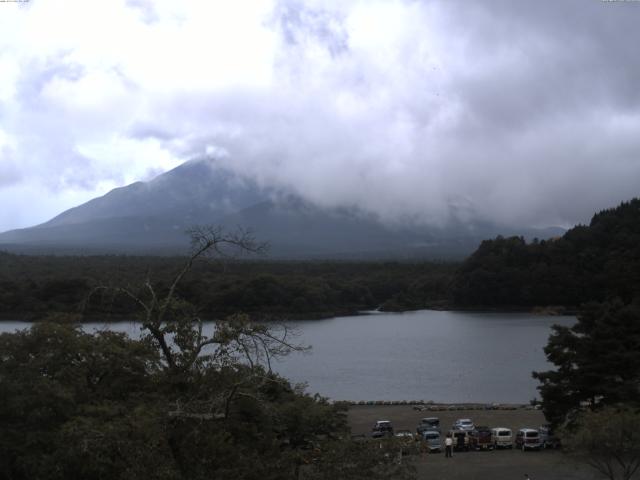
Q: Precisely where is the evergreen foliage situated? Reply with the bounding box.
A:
[533,300,640,428]
[0,254,454,320]
[451,199,640,307]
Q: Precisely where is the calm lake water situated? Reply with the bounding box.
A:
[1,310,574,403]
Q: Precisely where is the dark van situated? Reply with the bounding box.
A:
[515,428,541,451]
[469,426,494,450]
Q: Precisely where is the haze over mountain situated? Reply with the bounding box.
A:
[0,159,563,258]
[2,2,640,236]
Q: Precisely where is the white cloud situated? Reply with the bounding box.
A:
[1,0,640,232]
[75,135,182,185]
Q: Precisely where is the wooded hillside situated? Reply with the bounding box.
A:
[451,199,640,307]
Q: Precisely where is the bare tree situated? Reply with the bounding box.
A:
[562,407,640,480]
[89,226,306,375]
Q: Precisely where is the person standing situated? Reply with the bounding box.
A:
[445,434,453,458]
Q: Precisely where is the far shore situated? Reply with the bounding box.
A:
[0,304,578,323]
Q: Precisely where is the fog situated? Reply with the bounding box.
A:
[1,0,639,232]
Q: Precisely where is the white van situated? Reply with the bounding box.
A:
[491,427,513,448]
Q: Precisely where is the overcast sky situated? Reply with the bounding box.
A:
[1,0,639,232]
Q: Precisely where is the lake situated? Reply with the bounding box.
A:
[0,310,574,403]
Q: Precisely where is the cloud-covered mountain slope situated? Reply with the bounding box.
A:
[0,160,563,258]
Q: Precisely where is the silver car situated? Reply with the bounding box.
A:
[422,430,442,452]
[538,425,560,449]
[453,418,475,431]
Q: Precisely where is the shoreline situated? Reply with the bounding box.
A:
[0,304,578,323]
[337,401,535,410]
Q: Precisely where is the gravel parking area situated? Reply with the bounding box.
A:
[348,404,545,436]
[347,405,602,480]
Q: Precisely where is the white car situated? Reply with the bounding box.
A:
[491,427,513,448]
[453,418,475,431]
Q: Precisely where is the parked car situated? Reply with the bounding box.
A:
[372,420,394,438]
[538,425,560,449]
[515,428,541,451]
[422,430,442,452]
[394,430,414,440]
[417,417,441,434]
[421,417,440,428]
[453,418,475,431]
[394,430,415,454]
[449,429,470,451]
[491,427,513,449]
[469,426,494,450]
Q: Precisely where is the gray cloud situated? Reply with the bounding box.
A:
[176,1,640,229]
[1,0,639,232]
[274,0,349,57]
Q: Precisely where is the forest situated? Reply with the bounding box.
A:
[1,199,640,321]
[450,199,640,308]
[0,252,455,321]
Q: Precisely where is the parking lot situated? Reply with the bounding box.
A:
[347,404,602,480]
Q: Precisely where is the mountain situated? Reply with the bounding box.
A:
[0,161,268,252]
[0,159,564,258]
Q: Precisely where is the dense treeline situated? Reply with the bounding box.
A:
[0,253,455,320]
[451,199,640,308]
[3,198,639,319]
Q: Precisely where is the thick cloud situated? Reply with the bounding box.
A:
[0,0,639,232]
